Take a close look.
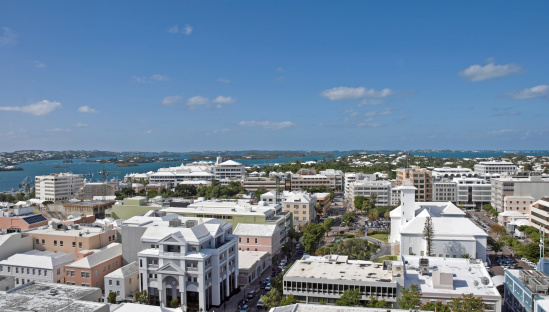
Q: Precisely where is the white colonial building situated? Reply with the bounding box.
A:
[214,157,246,180]
[348,180,392,207]
[389,180,488,260]
[137,216,238,310]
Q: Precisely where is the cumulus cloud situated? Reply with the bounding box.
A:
[218,78,231,84]
[0,27,16,47]
[459,61,522,82]
[161,95,182,106]
[357,117,381,128]
[168,24,193,35]
[75,122,88,128]
[134,74,169,83]
[505,85,549,100]
[364,108,394,117]
[320,86,392,101]
[186,96,210,110]
[0,100,61,116]
[144,129,153,135]
[238,120,296,130]
[213,96,236,109]
[78,105,97,113]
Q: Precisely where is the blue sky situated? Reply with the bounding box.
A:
[0,1,548,152]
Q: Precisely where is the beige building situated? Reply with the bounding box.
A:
[242,177,278,192]
[491,176,549,212]
[290,174,331,191]
[529,197,549,230]
[64,200,116,219]
[28,224,117,253]
[284,192,317,226]
[396,167,433,202]
[78,182,116,200]
[504,196,534,213]
[35,172,84,203]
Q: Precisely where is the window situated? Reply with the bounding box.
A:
[54,240,57,246]
[60,241,63,247]
[35,239,39,244]
[246,238,249,244]
[140,259,143,267]
[109,280,112,285]
[16,267,19,273]
[81,271,86,278]
[255,238,258,244]
[42,239,45,245]
[79,242,82,248]
[238,237,241,243]
[116,281,120,286]
[72,242,76,247]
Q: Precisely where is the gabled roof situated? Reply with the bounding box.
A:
[218,160,242,166]
[233,223,280,237]
[400,217,487,237]
[67,243,122,269]
[0,250,74,269]
[105,261,138,279]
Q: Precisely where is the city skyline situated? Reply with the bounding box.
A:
[0,1,548,152]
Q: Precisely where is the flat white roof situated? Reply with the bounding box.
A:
[27,226,112,237]
[238,250,268,270]
[402,256,500,297]
[233,223,279,237]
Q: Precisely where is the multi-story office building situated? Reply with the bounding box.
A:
[433,181,457,202]
[530,197,549,230]
[348,180,392,208]
[319,169,344,191]
[431,166,476,181]
[137,216,238,310]
[65,243,122,290]
[396,167,433,202]
[162,200,292,245]
[491,176,549,212]
[504,196,535,213]
[344,173,376,199]
[35,172,84,203]
[504,269,549,312]
[242,177,278,192]
[63,200,116,219]
[233,223,281,255]
[290,174,332,191]
[214,157,246,180]
[455,177,492,209]
[78,182,116,200]
[29,224,117,253]
[283,192,317,226]
[0,250,75,286]
[283,255,397,305]
[390,187,401,206]
[474,160,518,176]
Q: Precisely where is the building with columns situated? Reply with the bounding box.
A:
[137,216,238,311]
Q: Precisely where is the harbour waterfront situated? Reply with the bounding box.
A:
[1,150,548,192]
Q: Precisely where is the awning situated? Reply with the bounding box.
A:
[492,275,505,286]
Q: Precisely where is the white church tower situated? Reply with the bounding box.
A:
[400,178,417,225]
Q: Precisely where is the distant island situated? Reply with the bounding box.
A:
[0,167,23,171]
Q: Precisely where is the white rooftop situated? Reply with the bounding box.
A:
[27,225,111,237]
[0,250,75,269]
[401,256,500,297]
[233,223,279,237]
[238,250,268,270]
[105,261,138,279]
[67,243,122,269]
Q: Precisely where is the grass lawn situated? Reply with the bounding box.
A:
[369,233,389,242]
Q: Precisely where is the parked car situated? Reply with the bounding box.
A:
[256,299,265,309]
[265,283,272,291]
[260,282,266,289]
[265,277,270,283]
[247,291,255,299]
[240,304,249,312]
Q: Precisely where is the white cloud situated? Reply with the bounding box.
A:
[320,86,392,101]
[218,78,231,84]
[213,96,236,104]
[75,122,88,128]
[487,129,517,136]
[344,109,358,117]
[364,108,394,117]
[168,25,192,35]
[186,96,210,110]
[357,117,381,127]
[78,105,97,113]
[505,85,549,100]
[134,74,169,83]
[238,120,296,130]
[47,128,71,133]
[276,67,284,72]
[161,95,182,106]
[144,129,153,135]
[0,27,16,47]
[459,61,522,82]
[357,99,385,106]
[206,128,231,136]
[34,61,46,68]
[0,100,61,116]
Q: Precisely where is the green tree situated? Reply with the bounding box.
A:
[490,224,506,237]
[354,196,365,210]
[398,284,422,309]
[369,193,377,208]
[42,200,53,206]
[368,209,379,222]
[423,217,435,257]
[366,295,391,308]
[135,289,148,304]
[322,218,334,234]
[524,163,533,171]
[107,292,117,304]
[271,272,284,292]
[302,223,326,254]
[280,294,297,306]
[422,301,450,312]
[448,294,485,312]
[261,288,282,309]
[174,184,197,197]
[342,212,356,224]
[169,298,179,308]
[335,288,361,306]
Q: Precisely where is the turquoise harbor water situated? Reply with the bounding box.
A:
[1,150,548,192]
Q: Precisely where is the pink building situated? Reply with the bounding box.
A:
[233,223,281,255]
[65,243,122,291]
[0,207,48,232]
